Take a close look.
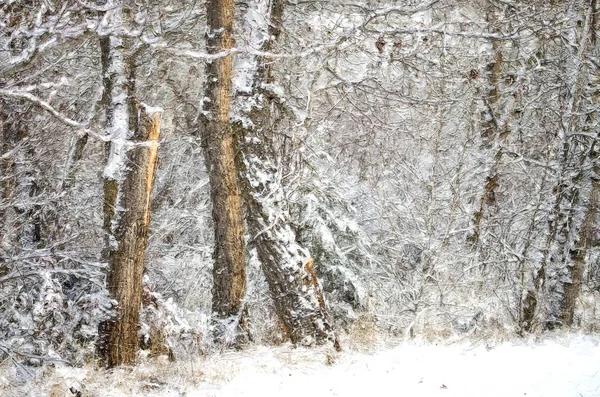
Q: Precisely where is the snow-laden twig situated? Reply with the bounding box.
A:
[0,88,162,149]
[0,88,90,129]
[364,0,441,20]
[148,40,345,61]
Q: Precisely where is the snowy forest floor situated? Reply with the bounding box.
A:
[2,333,599,397]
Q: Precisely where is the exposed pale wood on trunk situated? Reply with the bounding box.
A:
[96,5,162,365]
[99,105,162,367]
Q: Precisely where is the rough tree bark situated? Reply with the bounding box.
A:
[233,0,338,348]
[0,102,9,276]
[522,2,595,331]
[557,0,600,327]
[469,4,514,246]
[60,131,88,190]
[468,36,503,246]
[0,103,41,253]
[200,0,248,344]
[98,105,162,366]
[97,5,163,366]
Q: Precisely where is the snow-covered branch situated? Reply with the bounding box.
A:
[0,88,86,129]
[148,40,345,61]
[0,88,158,148]
[363,0,441,20]
[0,23,93,77]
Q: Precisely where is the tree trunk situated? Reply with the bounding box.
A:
[201,0,248,344]
[237,130,338,347]
[233,0,338,348]
[561,172,600,325]
[98,104,162,367]
[0,102,10,276]
[468,9,509,246]
[60,131,88,190]
[557,0,600,327]
[97,6,163,366]
[522,2,594,331]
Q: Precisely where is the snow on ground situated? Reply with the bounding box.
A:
[3,334,600,397]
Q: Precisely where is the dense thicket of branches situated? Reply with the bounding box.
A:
[1,0,599,372]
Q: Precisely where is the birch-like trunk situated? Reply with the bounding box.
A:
[201,0,248,344]
[557,0,600,327]
[522,2,594,331]
[233,0,338,348]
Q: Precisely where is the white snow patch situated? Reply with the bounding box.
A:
[139,103,164,115]
[185,336,600,397]
[16,335,600,397]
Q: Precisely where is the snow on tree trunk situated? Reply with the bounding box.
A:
[238,130,339,347]
[233,0,338,348]
[524,3,595,331]
[97,5,164,366]
[468,31,503,247]
[0,102,11,276]
[469,5,524,251]
[98,104,163,367]
[201,0,249,345]
[557,0,600,327]
[0,103,41,254]
[61,131,88,190]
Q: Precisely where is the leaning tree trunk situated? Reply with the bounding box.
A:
[200,0,248,344]
[237,124,338,347]
[233,0,338,348]
[97,5,163,366]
